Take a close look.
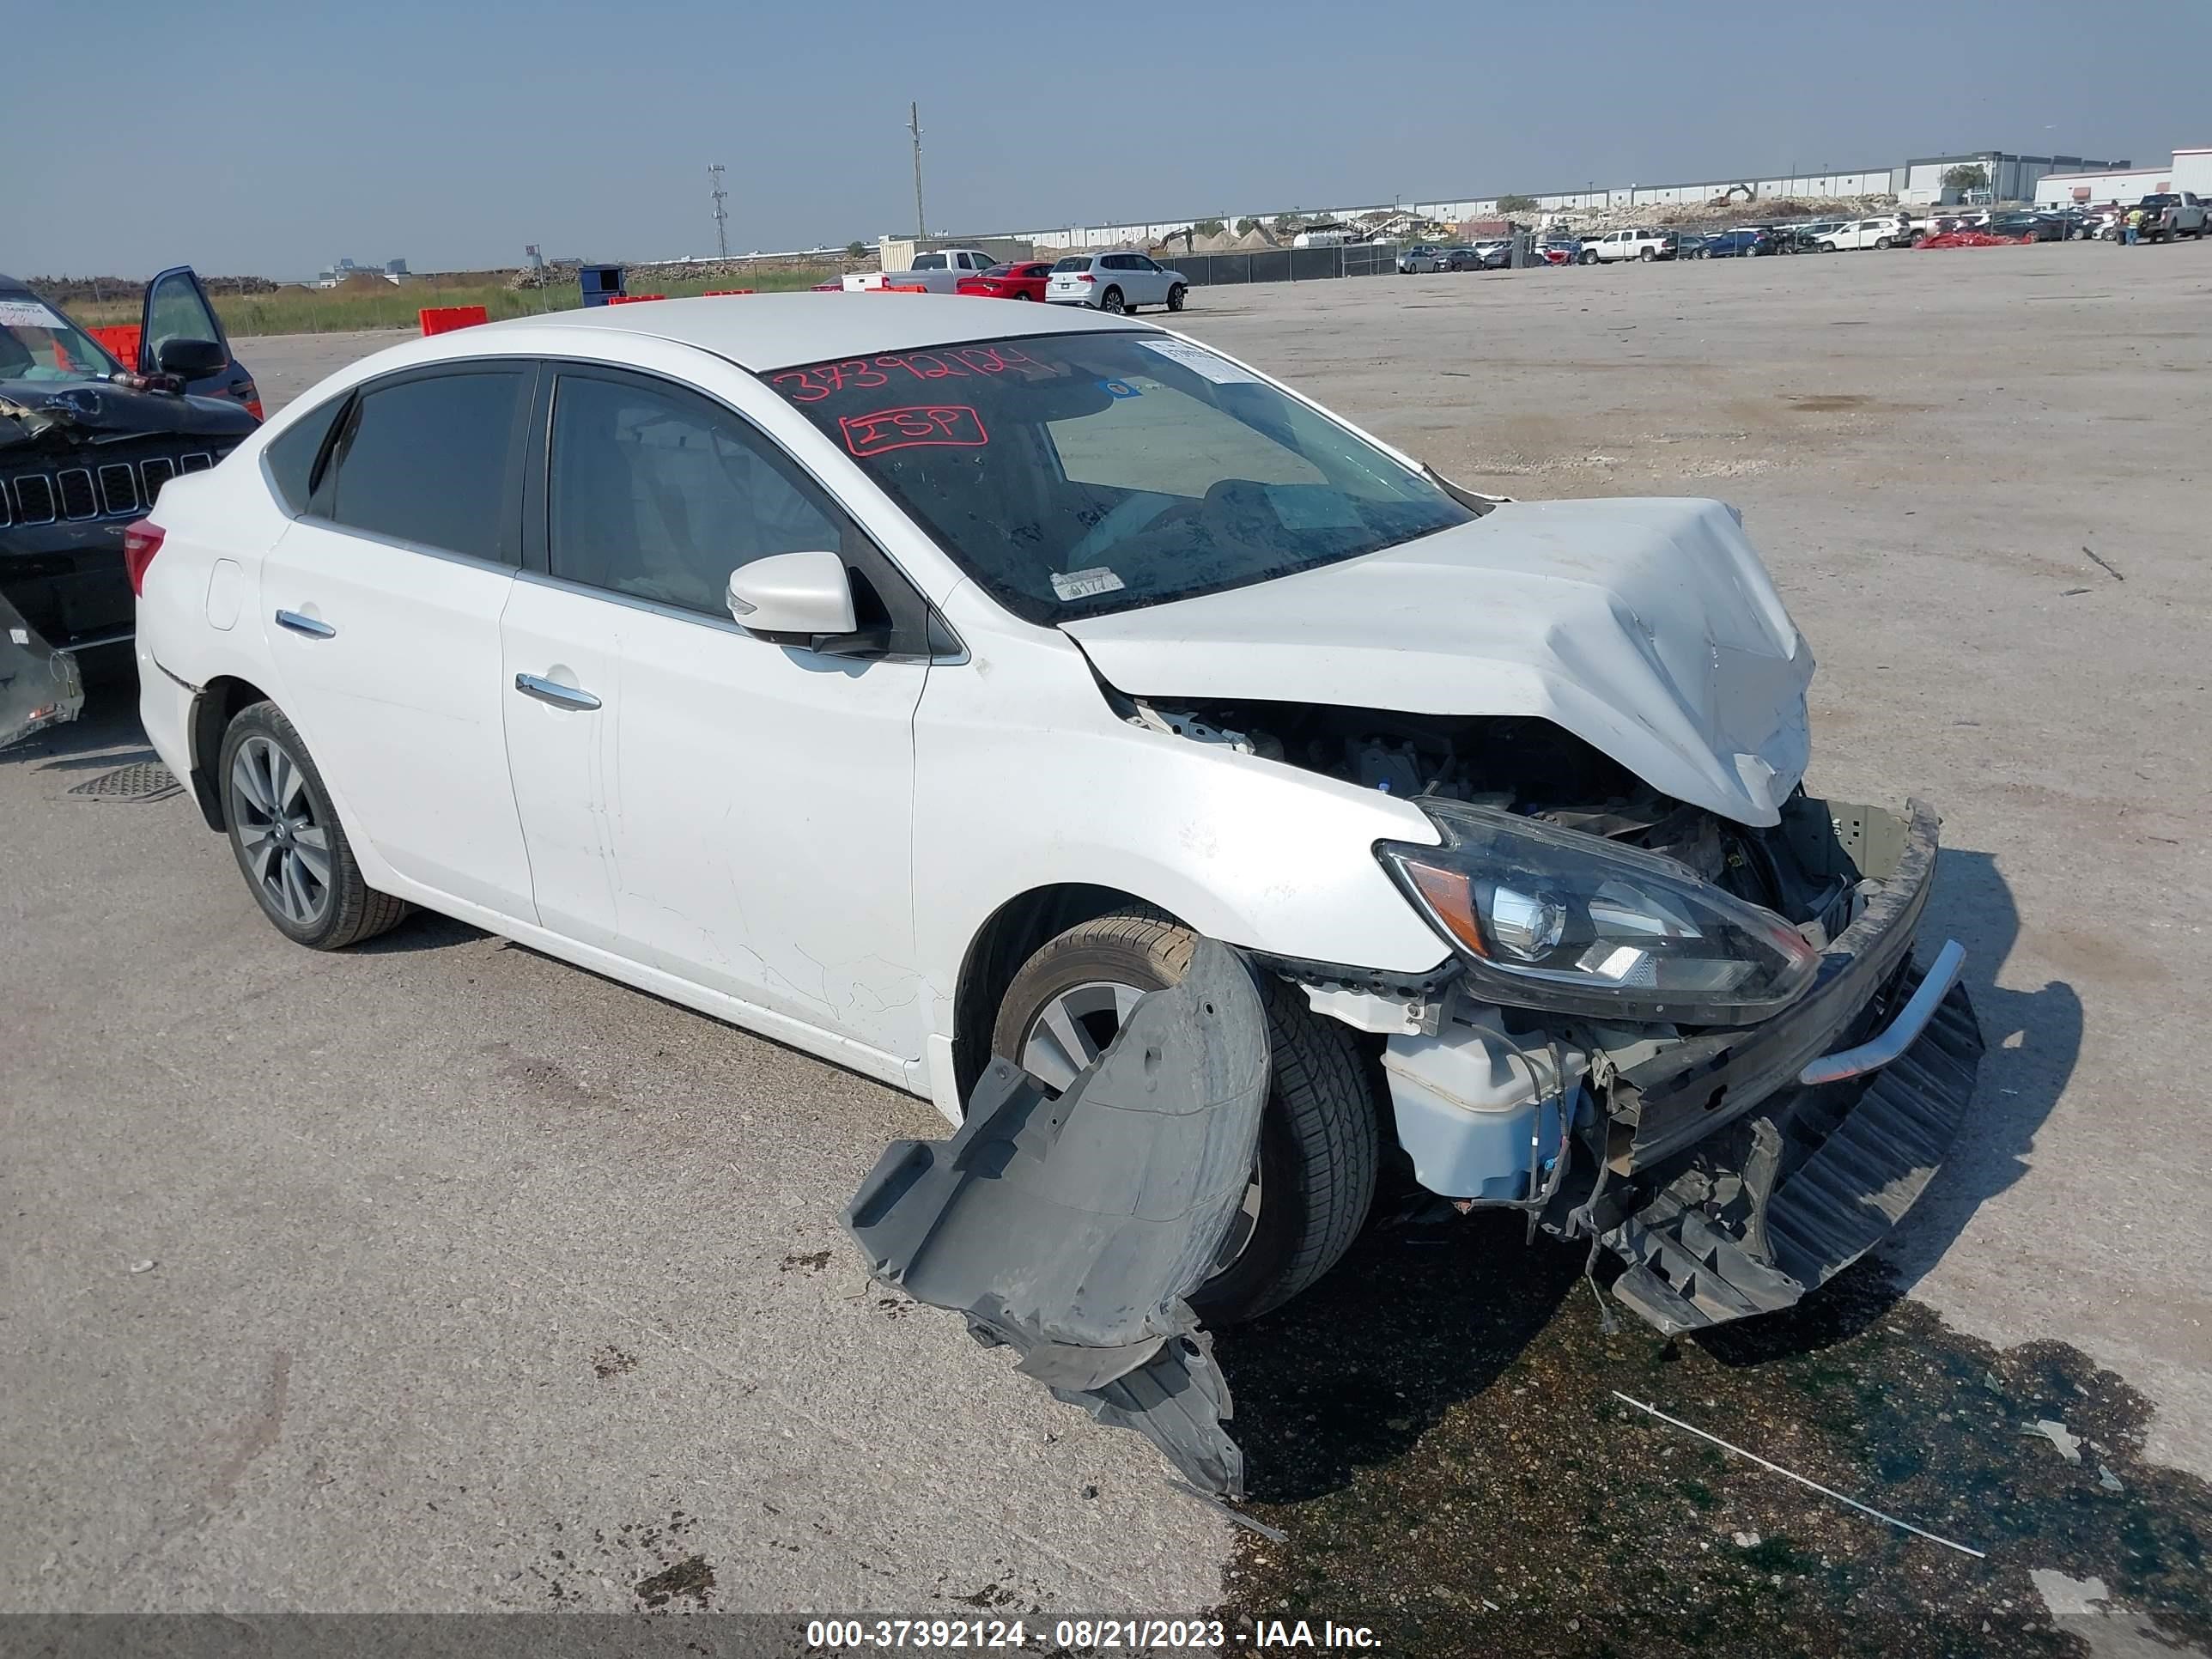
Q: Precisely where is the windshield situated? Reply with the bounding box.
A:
[766,331,1474,623]
[0,293,124,383]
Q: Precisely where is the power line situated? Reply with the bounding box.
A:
[708,163,730,259]
[908,103,926,240]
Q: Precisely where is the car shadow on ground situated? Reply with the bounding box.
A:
[1875,846,2081,1297]
[0,690,150,773]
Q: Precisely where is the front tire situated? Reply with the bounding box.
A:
[1167,283,1187,312]
[219,701,410,950]
[1098,286,1126,314]
[991,913,1378,1324]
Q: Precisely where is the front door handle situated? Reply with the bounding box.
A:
[275,609,335,639]
[514,672,601,711]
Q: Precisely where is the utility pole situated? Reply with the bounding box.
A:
[908,102,927,240]
[708,163,730,259]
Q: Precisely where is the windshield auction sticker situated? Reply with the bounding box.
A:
[1048,566,1126,601]
[1133,337,1261,385]
[0,300,69,331]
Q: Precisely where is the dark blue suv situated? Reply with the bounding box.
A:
[1701,228,1783,258]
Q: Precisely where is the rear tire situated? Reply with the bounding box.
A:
[1578,248,1598,265]
[990,912,1379,1325]
[218,701,410,951]
[1099,287,1126,314]
[1639,246,1656,261]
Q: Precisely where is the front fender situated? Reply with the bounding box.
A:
[910,628,1453,1013]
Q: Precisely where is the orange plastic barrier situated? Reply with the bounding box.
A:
[90,324,143,368]
[419,305,489,335]
[702,289,755,296]
[605,294,667,305]
[873,283,929,293]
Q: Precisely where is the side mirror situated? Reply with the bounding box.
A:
[726,550,858,643]
[155,337,227,380]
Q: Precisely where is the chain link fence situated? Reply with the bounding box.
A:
[1168,242,1402,288]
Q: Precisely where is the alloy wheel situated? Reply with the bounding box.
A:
[228,733,332,926]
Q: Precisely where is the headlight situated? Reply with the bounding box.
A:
[1377,799,1820,1024]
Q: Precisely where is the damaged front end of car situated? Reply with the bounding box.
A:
[1357,787,1979,1338]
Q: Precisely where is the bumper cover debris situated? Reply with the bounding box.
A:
[0,592,84,750]
[844,939,1270,1495]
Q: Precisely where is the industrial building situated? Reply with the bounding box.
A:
[2033,146,2212,206]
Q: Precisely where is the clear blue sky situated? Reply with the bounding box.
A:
[11,0,2207,279]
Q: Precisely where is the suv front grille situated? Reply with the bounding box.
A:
[56,469,100,520]
[2,441,232,532]
[13,474,57,524]
[98,464,140,516]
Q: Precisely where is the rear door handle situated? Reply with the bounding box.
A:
[514,672,601,711]
[275,609,334,639]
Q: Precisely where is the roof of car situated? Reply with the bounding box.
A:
[480,291,1147,373]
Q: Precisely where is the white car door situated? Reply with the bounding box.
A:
[258,362,539,921]
[501,362,933,1067]
[1133,255,1173,306]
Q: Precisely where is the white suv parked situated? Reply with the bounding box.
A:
[1815,216,1911,251]
[1045,252,1188,313]
[1578,228,1677,264]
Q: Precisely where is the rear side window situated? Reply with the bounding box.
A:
[912,253,947,270]
[321,368,528,562]
[262,394,349,514]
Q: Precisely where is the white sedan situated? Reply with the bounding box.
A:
[135,295,1976,1332]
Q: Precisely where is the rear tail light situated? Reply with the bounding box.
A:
[123,520,166,597]
[1076,273,1096,283]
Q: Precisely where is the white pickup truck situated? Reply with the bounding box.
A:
[843,248,998,293]
[1577,228,1680,264]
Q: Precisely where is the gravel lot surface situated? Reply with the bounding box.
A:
[7,242,2208,1651]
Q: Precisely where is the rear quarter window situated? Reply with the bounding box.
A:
[262,394,350,514]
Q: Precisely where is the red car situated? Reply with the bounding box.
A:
[954,261,1054,301]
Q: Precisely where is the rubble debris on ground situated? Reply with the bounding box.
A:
[843,939,1270,1495]
[2021,1419,2084,1464]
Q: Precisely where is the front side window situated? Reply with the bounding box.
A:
[145,270,224,362]
[767,331,1474,623]
[548,372,842,617]
[322,368,528,562]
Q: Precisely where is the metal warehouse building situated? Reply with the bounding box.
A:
[2033,146,2212,206]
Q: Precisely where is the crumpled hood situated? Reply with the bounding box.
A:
[1060,497,1814,826]
[0,378,255,453]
